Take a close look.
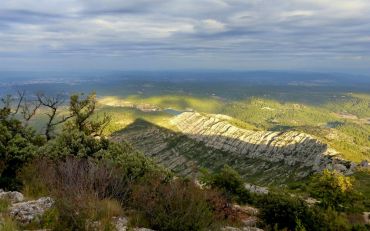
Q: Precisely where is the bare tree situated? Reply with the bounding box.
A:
[37,93,73,140]
[1,90,26,115]
[1,90,41,123]
[21,97,42,123]
[1,91,110,140]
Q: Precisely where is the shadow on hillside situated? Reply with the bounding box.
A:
[112,119,349,184]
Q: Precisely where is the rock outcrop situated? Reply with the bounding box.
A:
[9,197,54,225]
[111,216,156,231]
[0,189,24,203]
[112,112,355,185]
[171,112,354,175]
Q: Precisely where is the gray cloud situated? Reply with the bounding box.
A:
[0,0,369,72]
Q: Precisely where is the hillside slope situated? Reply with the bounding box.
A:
[112,112,356,185]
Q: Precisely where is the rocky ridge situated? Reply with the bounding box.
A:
[112,112,356,185]
[171,112,355,175]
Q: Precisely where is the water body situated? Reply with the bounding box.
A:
[163,108,185,115]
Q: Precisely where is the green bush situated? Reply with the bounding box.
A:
[38,128,110,159]
[257,193,310,230]
[200,165,252,204]
[309,170,363,212]
[308,207,351,231]
[0,108,45,190]
[257,192,358,231]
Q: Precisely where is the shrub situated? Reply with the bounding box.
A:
[257,192,355,231]
[38,126,166,181]
[205,189,243,224]
[130,177,220,231]
[309,170,363,211]
[200,165,252,204]
[38,128,110,159]
[308,207,351,231]
[257,193,310,230]
[0,108,45,190]
[20,157,127,230]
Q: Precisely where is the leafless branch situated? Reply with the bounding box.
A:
[37,93,73,140]
[21,97,42,122]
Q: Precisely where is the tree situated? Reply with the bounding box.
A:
[1,90,41,123]
[0,107,45,190]
[309,169,362,211]
[36,91,111,140]
[37,93,72,140]
[67,92,110,137]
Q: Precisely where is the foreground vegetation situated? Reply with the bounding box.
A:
[1,92,369,230]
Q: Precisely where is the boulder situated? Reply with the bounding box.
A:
[9,197,54,225]
[244,184,268,195]
[113,216,155,231]
[114,216,128,231]
[0,189,24,203]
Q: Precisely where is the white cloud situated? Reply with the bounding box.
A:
[197,19,226,33]
[280,10,315,19]
[0,0,369,71]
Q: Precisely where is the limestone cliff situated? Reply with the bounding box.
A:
[171,112,353,174]
[112,113,355,185]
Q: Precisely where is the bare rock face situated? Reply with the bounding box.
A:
[9,197,54,225]
[0,189,24,203]
[113,114,354,185]
[171,112,354,175]
[244,184,268,195]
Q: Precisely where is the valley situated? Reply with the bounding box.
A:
[1,71,370,230]
[1,71,369,181]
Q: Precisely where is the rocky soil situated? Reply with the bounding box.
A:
[0,189,156,231]
[1,189,260,230]
[0,189,54,228]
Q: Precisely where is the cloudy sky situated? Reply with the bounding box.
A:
[0,0,370,73]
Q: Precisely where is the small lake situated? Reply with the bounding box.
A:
[163,108,193,115]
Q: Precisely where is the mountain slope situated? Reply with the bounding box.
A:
[112,112,355,185]
[171,112,354,173]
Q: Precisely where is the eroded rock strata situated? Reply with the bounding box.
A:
[112,113,354,185]
[171,112,353,174]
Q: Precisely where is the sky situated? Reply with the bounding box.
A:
[0,0,370,73]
